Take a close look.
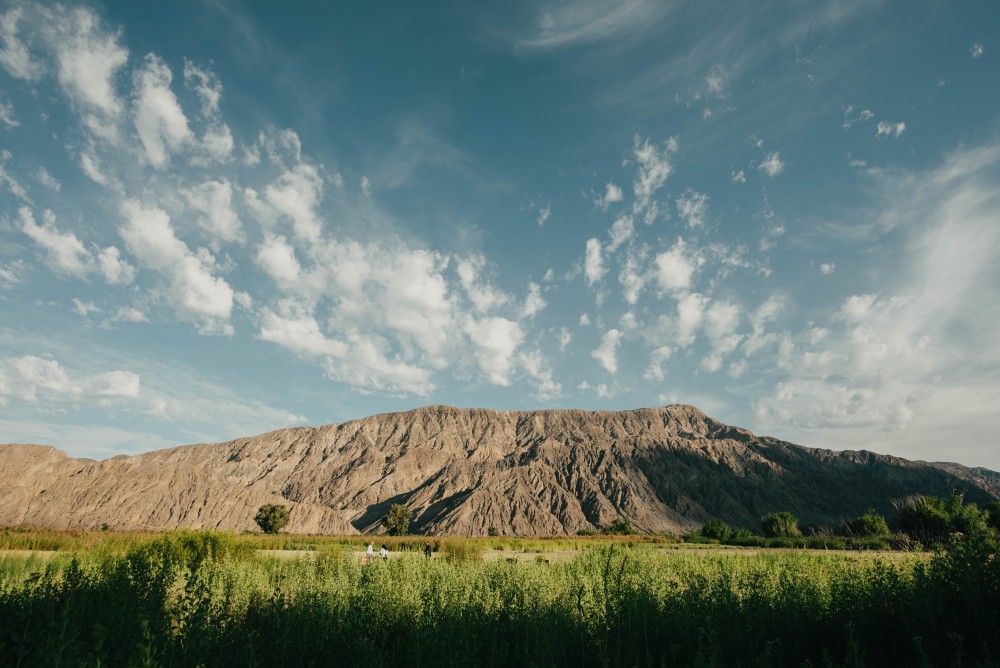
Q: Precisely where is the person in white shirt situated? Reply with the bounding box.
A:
[380,544,388,560]
[365,541,374,564]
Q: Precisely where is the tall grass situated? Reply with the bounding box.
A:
[1,532,997,666]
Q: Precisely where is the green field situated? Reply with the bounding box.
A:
[1,529,998,667]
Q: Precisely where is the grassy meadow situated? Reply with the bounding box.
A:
[1,528,999,666]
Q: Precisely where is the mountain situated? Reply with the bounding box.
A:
[2,405,997,535]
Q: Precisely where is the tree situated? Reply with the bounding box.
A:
[254,503,289,534]
[384,503,411,536]
[842,509,891,537]
[762,511,801,538]
[985,500,1000,533]
[701,518,732,541]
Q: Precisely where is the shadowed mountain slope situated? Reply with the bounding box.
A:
[2,405,997,535]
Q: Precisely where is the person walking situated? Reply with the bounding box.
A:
[365,541,374,564]
[424,542,432,560]
[380,544,389,560]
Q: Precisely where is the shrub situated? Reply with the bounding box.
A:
[254,504,289,534]
[487,526,499,537]
[762,511,801,538]
[842,508,891,538]
[384,503,411,536]
[700,518,731,541]
[601,517,635,535]
[894,494,990,545]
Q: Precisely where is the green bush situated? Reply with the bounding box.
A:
[700,518,731,541]
[762,511,801,538]
[842,508,891,537]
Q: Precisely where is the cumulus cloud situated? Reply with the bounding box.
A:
[19,207,134,283]
[584,237,606,285]
[876,121,906,138]
[591,328,623,373]
[0,8,43,80]
[464,315,524,385]
[820,262,835,275]
[132,54,193,168]
[519,350,561,400]
[184,180,242,242]
[643,345,672,381]
[536,202,551,226]
[970,42,984,59]
[654,237,702,294]
[595,181,623,210]
[520,281,546,318]
[0,355,140,407]
[457,255,510,313]
[606,215,634,252]
[46,6,128,116]
[34,167,60,191]
[632,135,676,222]
[757,151,784,177]
[731,169,746,184]
[120,200,233,333]
[0,97,17,128]
[675,189,709,229]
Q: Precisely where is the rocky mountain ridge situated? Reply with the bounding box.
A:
[2,405,997,535]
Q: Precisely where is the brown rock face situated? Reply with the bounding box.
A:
[1,405,997,535]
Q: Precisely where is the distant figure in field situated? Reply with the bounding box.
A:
[424,542,432,559]
[380,544,389,560]
[365,541,374,564]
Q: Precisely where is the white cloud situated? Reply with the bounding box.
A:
[970,42,984,59]
[876,121,906,138]
[731,169,746,184]
[0,97,17,128]
[256,234,301,287]
[184,180,242,242]
[0,8,43,80]
[464,315,524,385]
[79,151,109,186]
[619,247,649,304]
[19,206,134,284]
[754,142,1000,465]
[654,237,702,294]
[72,299,99,316]
[261,162,324,241]
[675,189,709,229]
[536,202,551,226]
[119,199,233,333]
[643,345,672,381]
[47,6,128,116]
[675,292,707,347]
[632,135,676,220]
[579,312,591,326]
[557,327,572,351]
[360,175,371,198]
[516,0,667,51]
[0,355,139,407]
[591,328,622,373]
[595,182,623,210]
[820,262,835,274]
[758,151,784,177]
[584,237,606,285]
[0,149,29,200]
[520,281,546,318]
[34,167,61,191]
[132,54,193,168]
[0,260,24,288]
[607,214,634,252]
[519,350,561,400]
[457,255,510,313]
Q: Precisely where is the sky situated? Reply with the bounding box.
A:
[0,1,998,468]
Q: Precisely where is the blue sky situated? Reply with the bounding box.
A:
[1,0,998,468]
